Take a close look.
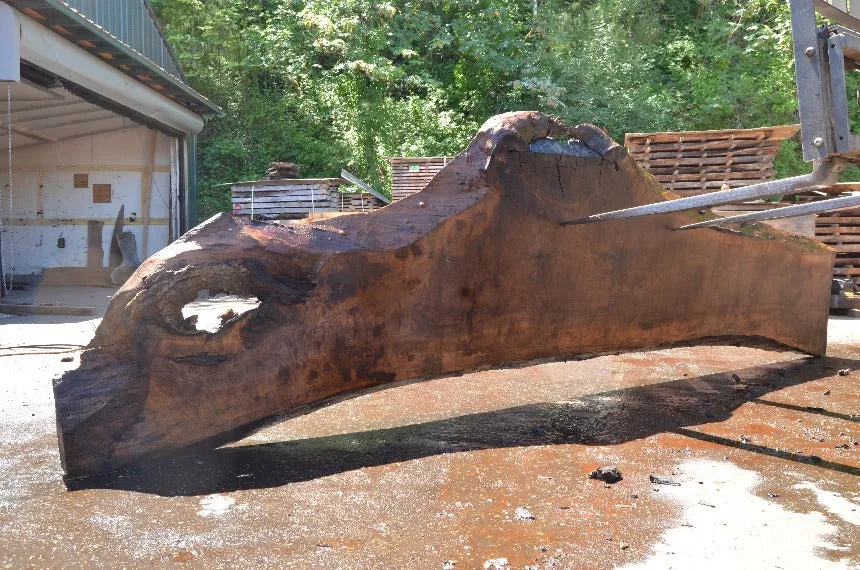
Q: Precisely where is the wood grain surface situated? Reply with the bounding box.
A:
[54,112,834,479]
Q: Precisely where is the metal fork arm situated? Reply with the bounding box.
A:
[677,192,860,230]
[559,159,844,226]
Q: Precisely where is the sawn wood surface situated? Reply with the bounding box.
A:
[54,112,835,479]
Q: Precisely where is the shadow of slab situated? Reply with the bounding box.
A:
[70,355,858,496]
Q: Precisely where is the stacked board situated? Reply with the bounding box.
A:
[231,178,388,220]
[389,157,454,201]
[336,192,387,213]
[231,179,346,220]
[816,207,860,285]
[624,125,799,196]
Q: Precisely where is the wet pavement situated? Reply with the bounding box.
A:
[1,287,858,569]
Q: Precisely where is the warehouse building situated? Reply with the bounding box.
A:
[0,0,219,291]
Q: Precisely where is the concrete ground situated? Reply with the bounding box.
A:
[0,286,858,569]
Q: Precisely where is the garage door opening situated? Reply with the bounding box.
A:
[0,67,183,294]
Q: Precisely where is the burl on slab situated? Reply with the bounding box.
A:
[54,112,834,479]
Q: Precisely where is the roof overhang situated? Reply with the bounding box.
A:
[4,79,142,149]
[2,0,221,116]
[14,10,205,134]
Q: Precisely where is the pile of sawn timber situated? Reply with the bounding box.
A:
[624,125,800,197]
[389,156,454,201]
[816,207,860,285]
[231,179,345,219]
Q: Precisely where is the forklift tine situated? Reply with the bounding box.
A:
[676,193,860,230]
[560,160,840,226]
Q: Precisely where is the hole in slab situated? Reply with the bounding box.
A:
[181,290,261,333]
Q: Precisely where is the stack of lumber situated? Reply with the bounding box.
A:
[624,125,799,197]
[389,156,454,201]
[816,206,860,285]
[231,179,345,220]
[335,191,387,213]
[265,162,300,180]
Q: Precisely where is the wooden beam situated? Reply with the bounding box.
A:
[6,109,117,132]
[2,218,169,227]
[10,164,171,174]
[10,126,55,142]
[0,303,95,316]
[12,125,139,150]
[0,102,97,126]
[141,130,158,258]
[625,124,800,145]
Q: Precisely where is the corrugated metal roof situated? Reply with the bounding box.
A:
[53,0,186,83]
[5,0,220,116]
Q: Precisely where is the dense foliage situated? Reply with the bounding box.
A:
[151,0,811,219]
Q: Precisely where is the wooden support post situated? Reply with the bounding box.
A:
[86,220,103,269]
[140,130,157,258]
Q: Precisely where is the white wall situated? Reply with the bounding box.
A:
[0,126,178,276]
[0,3,20,82]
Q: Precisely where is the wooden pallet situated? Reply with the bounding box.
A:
[624,125,799,196]
[335,191,387,213]
[389,156,454,201]
[816,207,860,284]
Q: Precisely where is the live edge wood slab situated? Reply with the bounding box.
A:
[54,112,834,479]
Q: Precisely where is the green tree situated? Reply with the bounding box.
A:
[151,0,813,220]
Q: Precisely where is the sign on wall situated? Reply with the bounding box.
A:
[92,184,112,204]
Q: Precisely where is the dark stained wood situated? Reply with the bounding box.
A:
[54,112,835,479]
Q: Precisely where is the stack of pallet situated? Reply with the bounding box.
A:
[624,125,800,196]
[231,179,345,220]
[389,157,454,201]
[335,191,387,213]
[815,207,860,285]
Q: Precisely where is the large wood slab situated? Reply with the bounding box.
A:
[54,112,834,479]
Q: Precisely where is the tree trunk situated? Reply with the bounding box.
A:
[54,112,834,479]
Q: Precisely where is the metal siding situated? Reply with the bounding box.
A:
[53,0,185,82]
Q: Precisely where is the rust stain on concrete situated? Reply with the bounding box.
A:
[0,295,857,568]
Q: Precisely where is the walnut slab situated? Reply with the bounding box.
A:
[54,112,834,479]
